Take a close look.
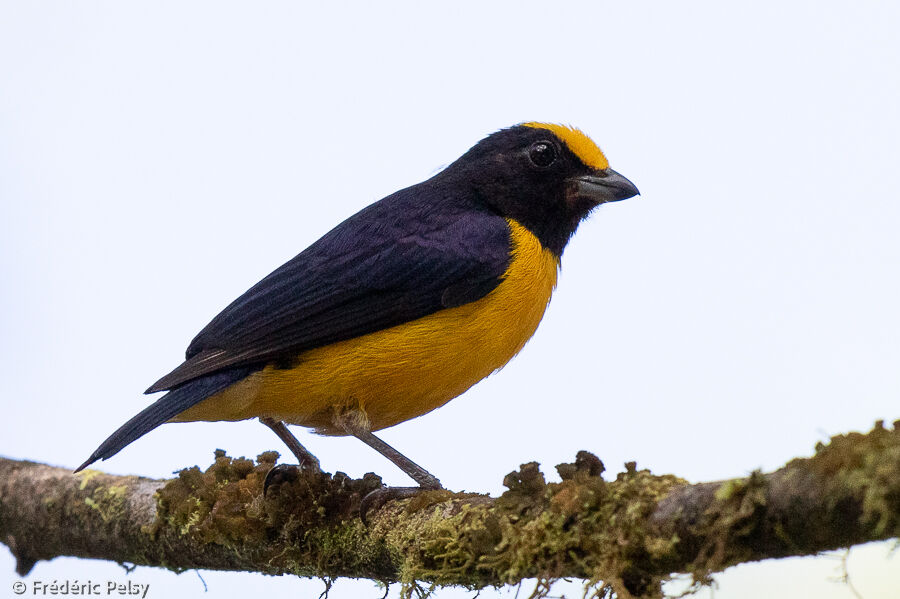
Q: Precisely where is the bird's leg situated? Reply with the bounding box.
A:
[347,427,442,490]
[337,416,443,524]
[260,417,321,469]
[260,417,321,496]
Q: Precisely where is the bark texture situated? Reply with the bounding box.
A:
[1,422,898,599]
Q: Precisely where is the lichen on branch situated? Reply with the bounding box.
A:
[1,422,898,599]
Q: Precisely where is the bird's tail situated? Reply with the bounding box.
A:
[74,366,256,472]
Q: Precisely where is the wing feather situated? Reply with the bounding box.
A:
[147,190,511,393]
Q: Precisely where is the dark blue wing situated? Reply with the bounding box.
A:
[147,186,511,392]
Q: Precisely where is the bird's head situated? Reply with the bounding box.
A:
[441,122,639,256]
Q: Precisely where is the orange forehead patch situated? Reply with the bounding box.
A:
[522,122,609,171]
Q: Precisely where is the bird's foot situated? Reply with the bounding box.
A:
[360,485,444,526]
[263,461,321,497]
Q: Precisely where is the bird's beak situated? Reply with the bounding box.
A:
[567,168,640,206]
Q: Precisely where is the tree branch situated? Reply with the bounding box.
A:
[2,422,898,599]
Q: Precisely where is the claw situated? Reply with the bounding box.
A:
[359,486,428,526]
[263,463,300,497]
[263,461,321,496]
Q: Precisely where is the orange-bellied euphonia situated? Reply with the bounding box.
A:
[76,123,638,491]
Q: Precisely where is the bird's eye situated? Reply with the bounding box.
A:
[528,142,557,167]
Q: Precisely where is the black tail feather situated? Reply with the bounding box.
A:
[75,366,257,472]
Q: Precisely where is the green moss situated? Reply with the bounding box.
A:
[806,420,900,538]
[153,450,390,577]
[677,421,900,590]
[149,448,686,596]
[143,422,898,599]
[377,450,686,598]
[76,469,101,490]
[84,483,129,523]
[714,479,741,502]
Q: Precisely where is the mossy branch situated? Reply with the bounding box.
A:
[1,422,898,599]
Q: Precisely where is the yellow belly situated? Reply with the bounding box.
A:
[175,219,559,434]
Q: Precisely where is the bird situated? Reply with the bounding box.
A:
[75,122,639,494]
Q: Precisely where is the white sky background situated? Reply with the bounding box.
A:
[1,1,898,598]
